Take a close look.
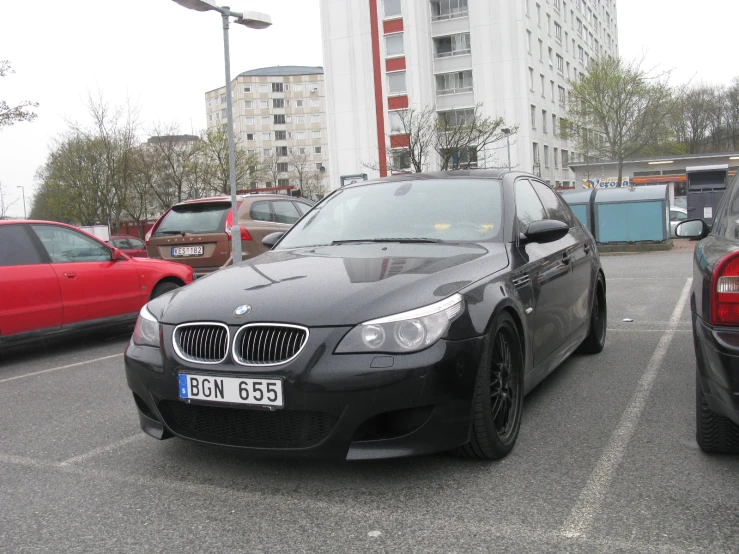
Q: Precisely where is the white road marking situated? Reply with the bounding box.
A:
[58,434,144,466]
[561,277,693,539]
[0,353,124,384]
[607,328,691,333]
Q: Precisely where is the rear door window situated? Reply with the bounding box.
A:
[272,201,301,224]
[153,203,230,237]
[294,201,312,215]
[129,238,145,249]
[31,225,111,263]
[0,225,43,266]
[250,201,273,222]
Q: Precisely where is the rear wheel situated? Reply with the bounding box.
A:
[696,371,739,454]
[150,281,181,300]
[578,275,607,354]
[452,312,524,460]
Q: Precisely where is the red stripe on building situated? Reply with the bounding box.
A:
[369,0,388,177]
[385,57,406,72]
[390,134,410,148]
[383,18,404,34]
[387,95,409,110]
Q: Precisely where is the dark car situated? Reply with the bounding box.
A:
[124,171,607,460]
[676,172,739,454]
[109,235,148,257]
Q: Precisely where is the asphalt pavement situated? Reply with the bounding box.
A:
[1,249,737,553]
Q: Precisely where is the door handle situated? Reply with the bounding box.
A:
[64,272,77,279]
[583,243,591,253]
[562,253,572,264]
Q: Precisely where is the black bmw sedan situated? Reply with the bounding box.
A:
[676,171,739,454]
[125,171,607,460]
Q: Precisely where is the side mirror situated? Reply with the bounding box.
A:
[110,247,124,261]
[262,232,285,249]
[676,219,710,240]
[523,219,569,244]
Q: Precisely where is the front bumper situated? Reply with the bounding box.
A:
[693,315,739,426]
[124,326,485,460]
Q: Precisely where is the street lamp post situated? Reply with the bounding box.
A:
[501,128,512,171]
[171,0,272,264]
[17,186,26,219]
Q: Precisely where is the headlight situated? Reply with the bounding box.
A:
[336,294,464,354]
[132,305,160,347]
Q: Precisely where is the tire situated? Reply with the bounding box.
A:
[696,371,739,454]
[578,274,607,354]
[452,312,524,460]
[150,281,181,300]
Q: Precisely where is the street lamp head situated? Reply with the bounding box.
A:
[171,0,219,11]
[501,127,511,135]
[233,10,272,29]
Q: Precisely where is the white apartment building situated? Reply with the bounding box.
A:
[320,0,619,189]
[205,66,330,193]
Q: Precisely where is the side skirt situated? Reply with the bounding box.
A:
[523,325,588,396]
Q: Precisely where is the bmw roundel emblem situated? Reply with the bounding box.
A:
[233,305,252,318]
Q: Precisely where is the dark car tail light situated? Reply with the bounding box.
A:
[225,209,253,241]
[711,250,739,326]
[145,209,170,246]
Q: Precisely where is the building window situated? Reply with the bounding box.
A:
[278,178,290,187]
[315,163,323,170]
[542,110,547,132]
[243,85,252,93]
[529,67,534,91]
[311,114,321,123]
[295,131,306,139]
[434,33,471,58]
[245,100,253,109]
[295,99,304,108]
[276,146,288,156]
[538,39,543,61]
[536,3,541,25]
[272,82,284,93]
[259,84,269,93]
[309,83,319,92]
[274,114,286,124]
[565,31,569,50]
[273,99,285,108]
[548,47,553,66]
[286,116,292,123]
[552,114,558,136]
[386,34,404,56]
[438,108,474,127]
[314,146,322,154]
[533,142,539,165]
[260,100,268,109]
[248,149,256,155]
[431,0,469,20]
[551,80,555,100]
[562,150,569,166]
[555,22,562,41]
[554,0,560,11]
[544,145,549,168]
[296,115,305,123]
[220,93,226,103]
[277,163,289,173]
[531,105,536,129]
[262,132,271,140]
[556,54,564,73]
[558,86,566,105]
[296,147,307,155]
[246,133,255,141]
[554,147,559,168]
[310,99,320,107]
[435,70,473,95]
[261,116,271,125]
[389,111,404,133]
[208,114,212,122]
[245,117,254,125]
[387,72,407,95]
[527,30,532,54]
[312,130,322,138]
[383,0,401,18]
[540,74,545,96]
[547,14,551,34]
[263,148,272,156]
[275,131,287,140]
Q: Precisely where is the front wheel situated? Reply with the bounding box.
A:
[452,312,524,460]
[150,281,181,300]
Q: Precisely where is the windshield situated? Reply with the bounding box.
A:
[153,203,230,236]
[277,179,503,248]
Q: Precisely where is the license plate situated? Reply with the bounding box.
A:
[178,374,283,408]
[172,246,203,257]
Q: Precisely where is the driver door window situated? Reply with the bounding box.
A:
[515,179,547,232]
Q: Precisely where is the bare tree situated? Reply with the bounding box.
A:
[199,127,262,194]
[0,61,38,129]
[566,55,680,187]
[670,84,717,154]
[0,181,18,219]
[262,153,283,188]
[435,105,512,170]
[146,124,201,207]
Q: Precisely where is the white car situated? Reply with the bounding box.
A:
[670,206,688,237]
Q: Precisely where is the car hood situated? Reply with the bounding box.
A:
[152,243,509,327]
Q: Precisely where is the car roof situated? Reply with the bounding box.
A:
[342,170,534,190]
[175,194,305,207]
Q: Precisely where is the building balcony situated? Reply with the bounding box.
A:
[435,90,475,110]
[433,53,472,75]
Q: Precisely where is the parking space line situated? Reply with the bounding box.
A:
[561,277,693,539]
[0,353,124,384]
[58,434,144,467]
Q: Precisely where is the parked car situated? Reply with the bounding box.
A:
[676,171,739,453]
[145,194,315,278]
[0,220,194,346]
[669,206,688,237]
[109,235,147,257]
[125,171,607,460]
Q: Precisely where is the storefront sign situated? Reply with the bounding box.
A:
[582,178,630,189]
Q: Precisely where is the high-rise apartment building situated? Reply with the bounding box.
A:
[320,0,618,188]
[205,66,330,192]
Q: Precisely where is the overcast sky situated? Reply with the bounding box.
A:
[1,0,737,217]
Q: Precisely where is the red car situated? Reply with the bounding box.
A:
[0,220,194,345]
[109,235,148,257]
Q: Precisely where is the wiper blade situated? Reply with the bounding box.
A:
[156,231,183,236]
[331,238,441,245]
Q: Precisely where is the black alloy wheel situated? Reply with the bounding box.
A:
[452,312,524,460]
[578,275,607,354]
